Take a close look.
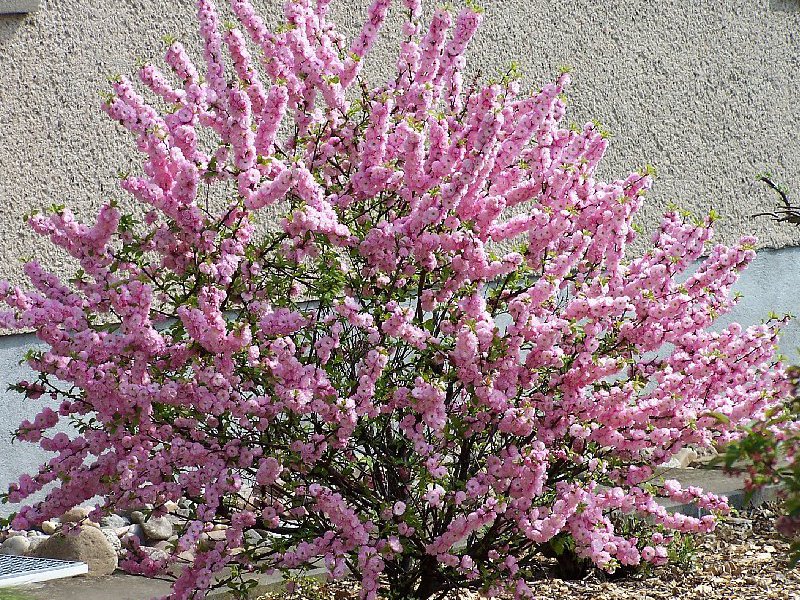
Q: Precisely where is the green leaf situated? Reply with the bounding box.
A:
[703,411,731,424]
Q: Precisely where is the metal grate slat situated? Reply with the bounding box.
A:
[0,554,88,587]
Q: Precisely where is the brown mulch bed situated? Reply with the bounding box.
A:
[259,506,800,600]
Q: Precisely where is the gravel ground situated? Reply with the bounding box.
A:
[259,506,800,600]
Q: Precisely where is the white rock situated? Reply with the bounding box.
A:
[177,549,195,562]
[1,535,30,556]
[27,535,49,554]
[244,530,262,545]
[41,520,58,535]
[152,540,173,553]
[142,517,173,542]
[100,528,122,553]
[61,506,92,524]
[139,546,169,562]
[663,448,699,469]
[121,523,144,544]
[100,514,130,529]
[203,530,227,542]
[676,448,699,468]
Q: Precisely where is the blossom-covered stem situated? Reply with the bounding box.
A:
[0,2,788,600]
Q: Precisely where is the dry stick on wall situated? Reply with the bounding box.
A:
[752,175,800,224]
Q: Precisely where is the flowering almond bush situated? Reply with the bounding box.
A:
[0,0,789,598]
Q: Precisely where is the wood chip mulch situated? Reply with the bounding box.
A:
[260,505,800,600]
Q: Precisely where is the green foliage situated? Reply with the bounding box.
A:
[726,366,800,562]
[666,531,696,567]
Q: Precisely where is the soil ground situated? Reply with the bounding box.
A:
[256,507,800,600]
[8,468,795,600]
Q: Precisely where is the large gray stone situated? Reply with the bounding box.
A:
[32,525,118,575]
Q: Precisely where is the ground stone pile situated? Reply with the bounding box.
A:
[31,526,118,576]
[0,500,198,576]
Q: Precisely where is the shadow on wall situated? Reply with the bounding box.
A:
[771,0,800,13]
[0,14,26,46]
[0,334,64,520]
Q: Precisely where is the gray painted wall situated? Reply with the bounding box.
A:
[0,335,50,519]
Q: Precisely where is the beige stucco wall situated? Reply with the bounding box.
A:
[0,0,799,288]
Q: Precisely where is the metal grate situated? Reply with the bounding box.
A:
[0,554,88,587]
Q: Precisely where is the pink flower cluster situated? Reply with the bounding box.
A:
[0,1,788,599]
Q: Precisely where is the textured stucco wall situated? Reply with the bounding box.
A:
[0,0,799,288]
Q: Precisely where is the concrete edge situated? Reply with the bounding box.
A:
[658,483,782,518]
[207,567,329,599]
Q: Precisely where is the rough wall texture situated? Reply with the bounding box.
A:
[0,1,799,288]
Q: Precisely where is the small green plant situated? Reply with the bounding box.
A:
[729,174,800,563]
[726,366,800,564]
[666,531,697,567]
